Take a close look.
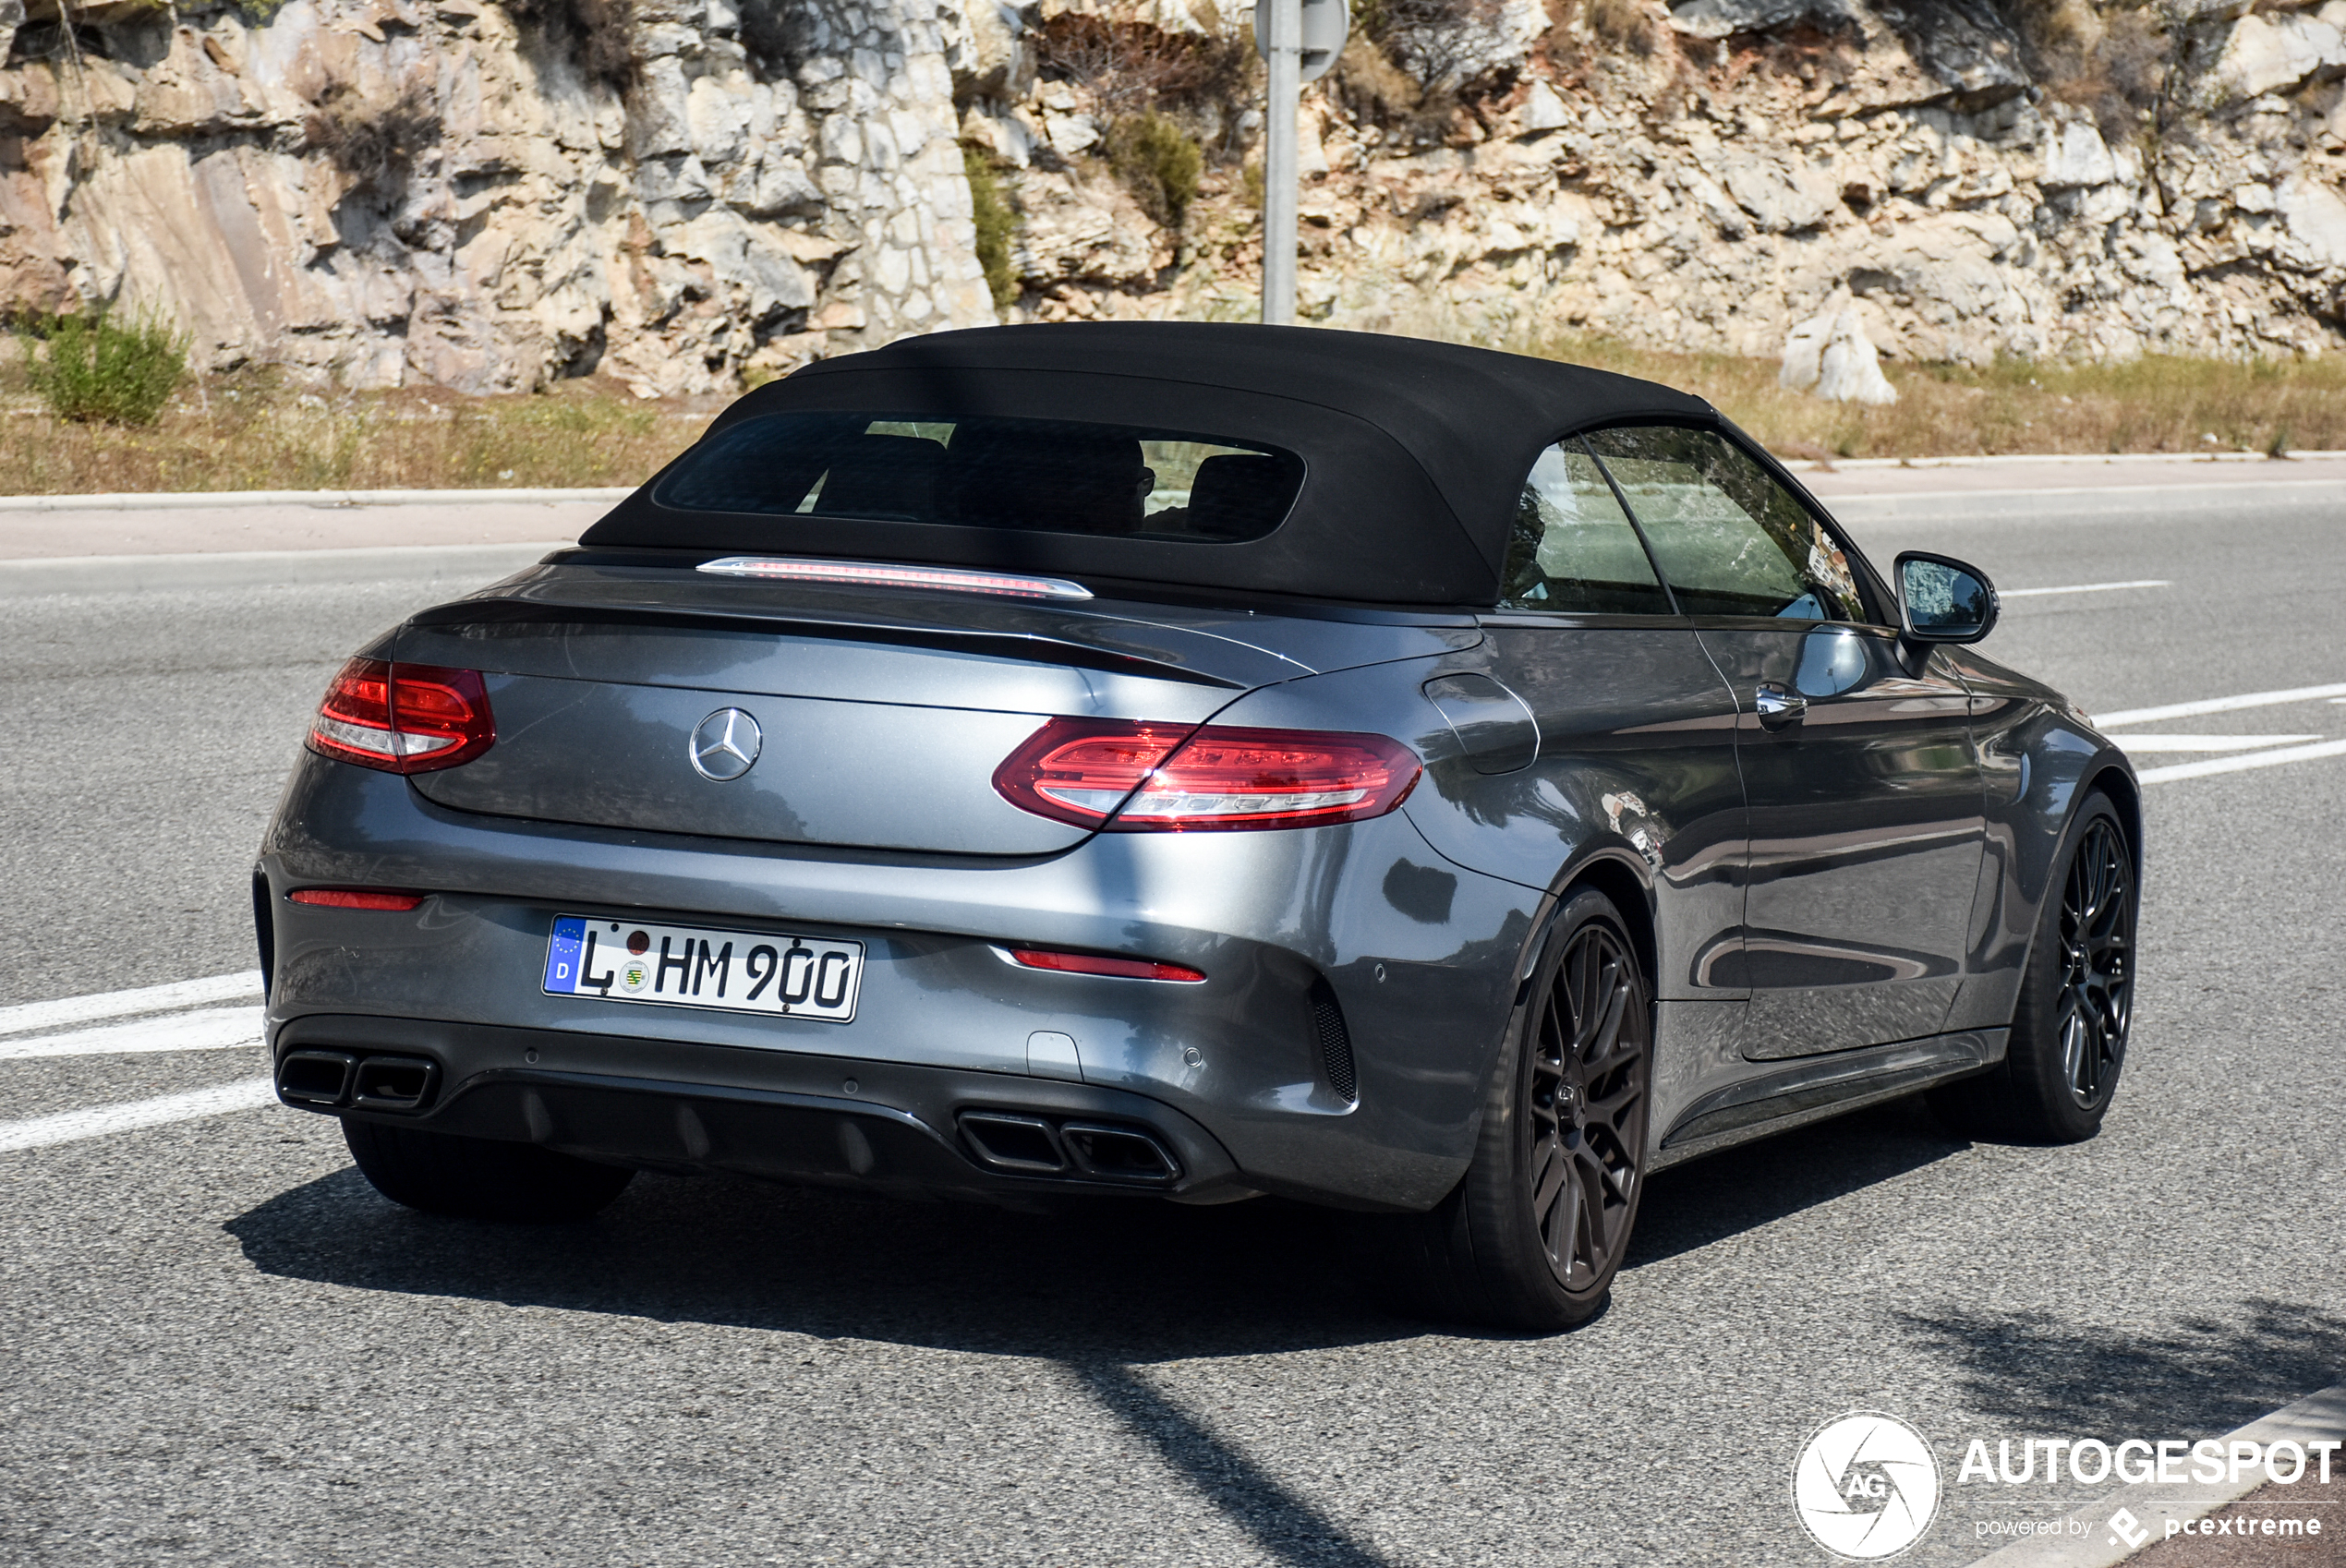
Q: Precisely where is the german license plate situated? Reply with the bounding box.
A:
[542,914,864,1023]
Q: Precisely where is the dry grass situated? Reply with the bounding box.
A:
[3,340,2341,497]
[0,367,716,494]
[1518,335,2346,460]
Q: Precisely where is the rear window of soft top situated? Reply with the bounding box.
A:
[655,413,1307,543]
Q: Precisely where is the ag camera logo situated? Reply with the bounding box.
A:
[1793,1411,1942,1560]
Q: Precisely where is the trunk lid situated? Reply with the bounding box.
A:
[395,559,1478,855]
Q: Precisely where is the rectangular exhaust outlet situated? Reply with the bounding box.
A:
[1059,1124,1181,1184]
[958,1112,1067,1173]
[350,1055,441,1113]
[278,1050,357,1107]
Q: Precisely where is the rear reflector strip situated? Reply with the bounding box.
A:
[697,555,1094,601]
[998,946,1206,983]
[287,889,427,911]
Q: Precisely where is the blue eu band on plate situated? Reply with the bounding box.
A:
[542,914,864,1024]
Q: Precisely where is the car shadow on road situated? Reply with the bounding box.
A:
[1626,1095,1973,1272]
[229,1167,1410,1566]
[222,1096,1975,1568]
[225,1096,1973,1363]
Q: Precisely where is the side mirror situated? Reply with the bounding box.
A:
[1894,551,2000,645]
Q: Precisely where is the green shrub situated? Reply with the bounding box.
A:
[962,145,1022,310]
[1105,112,1203,230]
[24,309,189,426]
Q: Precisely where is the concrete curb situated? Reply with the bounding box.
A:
[1781,451,2346,473]
[0,542,566,597]
[1963,1381,2346,1567]
[0,487,633,513]
[1827,478,2346,528]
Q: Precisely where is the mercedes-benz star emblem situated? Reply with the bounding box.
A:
[688,708,762,781]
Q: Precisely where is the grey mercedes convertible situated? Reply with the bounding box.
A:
[258,324,2137,1331]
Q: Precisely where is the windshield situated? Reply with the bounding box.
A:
[654,413,1307,544]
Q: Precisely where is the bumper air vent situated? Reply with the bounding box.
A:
[1310,978,1358,1104]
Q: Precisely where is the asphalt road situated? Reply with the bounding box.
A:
[4,493,2344,1567]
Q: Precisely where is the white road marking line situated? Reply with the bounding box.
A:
[2096,683,2346,728]
[2000,578,2171,597]
[2137,738,2346,785]
[0,1078,277,1154]
[0,1007,264,1062]
[0,971,262,1039]
[2106,733,2323,753]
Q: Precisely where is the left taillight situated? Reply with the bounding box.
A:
[307,657,495,774]
[994,717,1420,831]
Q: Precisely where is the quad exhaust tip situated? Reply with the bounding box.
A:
[957,1110,1181,1185]
[277,1049,441,1114]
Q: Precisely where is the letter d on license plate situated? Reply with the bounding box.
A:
[544,914,864,1023]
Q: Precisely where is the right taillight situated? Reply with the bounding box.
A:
[308,657,496,774]
[994,717,1420,831]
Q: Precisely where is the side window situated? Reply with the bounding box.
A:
[1499,441,1675,615]
[1579,426,1867,622]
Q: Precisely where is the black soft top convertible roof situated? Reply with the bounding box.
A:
[581,322,1716,606]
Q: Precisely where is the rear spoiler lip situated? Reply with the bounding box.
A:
[405,597,1252,690]
[530,547,1489,627]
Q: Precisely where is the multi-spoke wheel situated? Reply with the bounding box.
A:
[2054,814,2134,1108]
[1522,917,1650,1295]
[1929,790,2136,1143]
[1394,886,1652,1331]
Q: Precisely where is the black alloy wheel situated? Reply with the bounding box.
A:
[1523,919,1651,1294]
[1393,886,1653,1331]
[1929,790,2136,1143]
[2054,814,2134,1109]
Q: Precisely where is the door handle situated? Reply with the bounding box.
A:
[1754,682,1807,729]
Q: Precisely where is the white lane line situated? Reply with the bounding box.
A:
[0,1078,277,1154]
[0,1007,264,1062]
[2138,738,2346,785]
[2107,733,2322,753]
[0,971,262,1038]
[2097,683,2346,728]
[2001,578,2171,597]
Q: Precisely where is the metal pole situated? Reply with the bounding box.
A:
[1261,0,1300,327]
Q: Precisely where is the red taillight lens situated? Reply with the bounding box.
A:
[308,657,495,774]
[994,718,1420,832]
[1006,947,1206,983]
[991,718,1193,826]
[287,888,427,911]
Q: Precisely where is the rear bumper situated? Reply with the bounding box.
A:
[273,1013,1253,1204]
[259,754,1544,1211]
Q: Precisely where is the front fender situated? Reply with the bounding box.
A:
[1948,649,2138,1033]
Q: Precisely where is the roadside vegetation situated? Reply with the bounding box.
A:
[0,340,2340,496]
[0,362,714,494]
[1520,337,2346,463]
[21,310,189,427]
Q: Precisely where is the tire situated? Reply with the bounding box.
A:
[343,1117,635,1223]
[1929,790,2136,1143]
[1395,887,1655,1332]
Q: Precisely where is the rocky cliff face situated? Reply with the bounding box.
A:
[0,0,994,392]
[991,0,2346,367]
[1,0,2340,396]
